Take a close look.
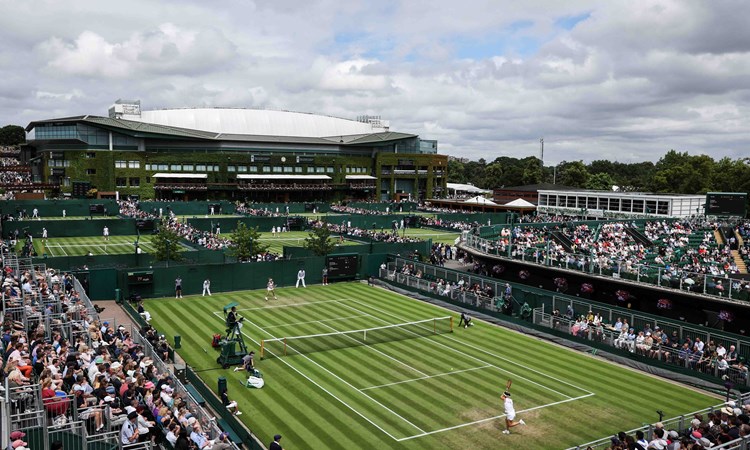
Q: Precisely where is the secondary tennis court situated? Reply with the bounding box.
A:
[218,231,360,254]
[145,283,716,449]
[402,227,461,244]
[28,235,191,257]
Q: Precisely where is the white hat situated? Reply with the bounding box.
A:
[110,362,122,370]
[125,406,136,414]
[103,395,114,402]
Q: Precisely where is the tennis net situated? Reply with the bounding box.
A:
[260,316,453,359]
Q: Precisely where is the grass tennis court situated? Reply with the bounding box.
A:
[146,283,716,450]
[402,227,461,245]
[219,231,361,254]
[23,235,191,257]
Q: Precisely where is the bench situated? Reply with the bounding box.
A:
[184,384,206,407]
[217,418,242,444]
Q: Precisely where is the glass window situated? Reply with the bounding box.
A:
[316,167,325,173]
[227,166,236,172]
[646,200,657,214]
[610,198,620,211]
[128,161,140,169]
[158,164,168,171]
[196,164,206,171]
[272,166,283,173]
[115,161,126,168]
[237,166,247,172]
[621,198,632,212]
[632,199,644,213]
[587,197,597,209]
[129,177,140,187]
[170,164,181,171]
[262,166,271,172]
[183,164,194,171]
[327,167,334,173]
[145,164,152,171]
[86,169,96,175]
[294,167,302,173]
[283,166,293,173]
[116,177,126,187]
[249,166,258,172]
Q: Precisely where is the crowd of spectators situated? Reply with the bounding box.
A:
[1,262,238,449]
[601,403,750,449]
[0,156,21,167]
[235,203,288,217]
[309,220,422,243]
[329,205,391,215]
[419,216,479,231]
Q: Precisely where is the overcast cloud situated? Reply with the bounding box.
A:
[1,0,749,163]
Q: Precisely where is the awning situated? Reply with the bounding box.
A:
[345,175,377,180]
[152,173,208,179]
[236,175,332,180]
[504,198,536,207]
[463,195,498,206]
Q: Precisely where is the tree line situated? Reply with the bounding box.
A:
[448,151,750,194]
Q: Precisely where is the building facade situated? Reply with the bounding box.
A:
[537,189,705,218]
[25,103,447,201]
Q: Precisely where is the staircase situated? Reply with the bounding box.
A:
[731,250,748,274]
[736,230,745,247]
[714,229,724,246]
[550,231,575,253]
[625,227,653,247]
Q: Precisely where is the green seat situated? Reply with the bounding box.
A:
[217,418,243,444]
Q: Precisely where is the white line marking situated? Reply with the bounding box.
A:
[262,314,372,330]
[353,294,594,395]
[395,393,595,441]
[361,365,492,391]
[207,312,406,441]
[316,321,430,377]
[342,300,578,399]
[228,298,353,313]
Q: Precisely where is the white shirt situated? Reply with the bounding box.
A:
[717,346,727,357]
[298,270,305,279]
[503,397,515,416]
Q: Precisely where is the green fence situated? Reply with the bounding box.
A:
[346,202,418,212]
[186,217,302,233]
[33,247,225,272]
[139,200,237,215]
[433,212,508,224]
[0,199,119,217]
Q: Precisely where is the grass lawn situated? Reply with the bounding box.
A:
[22,235,192,257]
[146,283,717,450]
[219,231,360,254]
[402,228,460,245]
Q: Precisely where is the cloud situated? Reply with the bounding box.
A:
[1,0,750,165]
[36,23,237,78]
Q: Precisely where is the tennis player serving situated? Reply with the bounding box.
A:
[501,380,526,434]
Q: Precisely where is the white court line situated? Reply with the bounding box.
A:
[49,242,133,248]
[361,365,492,391]
[45,243,58,257]
[316,321,429,377]
[225,298,353,314]
[395,393,595,442]
[348,297,595,395]
[262,314,371,330]
[341,301,577,400]
[210,312,404,441]
[213,311,427,437]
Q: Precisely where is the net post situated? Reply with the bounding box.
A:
[450,316,454,332]
[284,338,287,356]
[364,330,367,341]
[260,340,265,359]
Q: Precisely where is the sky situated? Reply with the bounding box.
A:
[1,0,749,164]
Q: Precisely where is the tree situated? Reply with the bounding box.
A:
[480,163,503,189]
[559,161,590,188]
[226,222,267,261]
[152,219,185,262]
[447,158,467,183]
[521,159,543,185]
[586,172,615,191]
[304,225,336,256]
[0,125,25,146]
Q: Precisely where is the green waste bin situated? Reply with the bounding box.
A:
[174,335,181,349]
[218,376,227,394]
[115,288,121,304]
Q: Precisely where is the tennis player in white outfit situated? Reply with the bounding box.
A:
[502,391,526,434]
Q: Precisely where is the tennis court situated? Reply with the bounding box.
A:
[146,283,716,449]
[402,227,461,244]
[27,235,190,257]
[218,231,360,254]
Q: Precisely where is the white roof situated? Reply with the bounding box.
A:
[504,198,536,208]
[136,108,386,137]
[152,173,207,179]
[345,175,377,180]
[447,183,491,194]
[236,175,331,180]
[463,196,498,206]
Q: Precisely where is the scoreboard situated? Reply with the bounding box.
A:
[326,254,359,280]
[706,192,747,217]
[127,271,154,285]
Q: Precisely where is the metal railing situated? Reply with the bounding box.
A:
[566,393,750,449]
[463,233,750,304]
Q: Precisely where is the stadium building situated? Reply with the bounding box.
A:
[24,100,447,201]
